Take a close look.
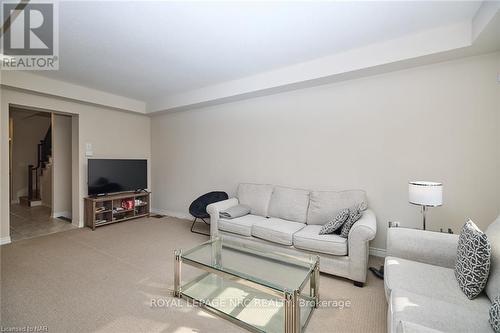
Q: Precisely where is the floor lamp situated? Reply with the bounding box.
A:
[408,181,443,230]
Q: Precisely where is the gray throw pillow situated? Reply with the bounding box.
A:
[455,219,491,299]
[339,204,363,238]
[490,296,500,333]
[319,209,349,235]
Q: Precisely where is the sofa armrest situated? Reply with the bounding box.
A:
[348,209,377,283]
[206,198,239,238]
[387,228,458,269]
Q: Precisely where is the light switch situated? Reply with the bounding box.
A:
[85,143,93,157]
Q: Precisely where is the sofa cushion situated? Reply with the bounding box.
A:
[251,218,305,246]
[486,214,500,302]
[293,225,347,255]
[219,214,267,237]
[268,186,310,223]
[397,321,443,333]
[307,190,367,225]
[237,183,274,217]
[384,256,487,306]
[455,219,491,299]
[389,289,492,333]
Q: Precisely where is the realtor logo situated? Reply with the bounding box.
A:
[1,1,58,70]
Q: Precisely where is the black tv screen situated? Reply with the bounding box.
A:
[88,159,147,196]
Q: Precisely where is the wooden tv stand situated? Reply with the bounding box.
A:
[84,192,151,230]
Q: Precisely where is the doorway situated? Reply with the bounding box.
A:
[9,106,76,241]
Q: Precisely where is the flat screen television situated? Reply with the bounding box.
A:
[88,159,147,196]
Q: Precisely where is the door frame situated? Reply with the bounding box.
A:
[7,104,80,229]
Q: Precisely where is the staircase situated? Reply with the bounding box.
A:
[19,126,52,207]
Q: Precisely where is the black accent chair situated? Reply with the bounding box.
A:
[189,191,228,235]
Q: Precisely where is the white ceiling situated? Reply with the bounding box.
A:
[33,1,483,105]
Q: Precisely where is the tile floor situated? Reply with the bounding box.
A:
[9,204,77,241]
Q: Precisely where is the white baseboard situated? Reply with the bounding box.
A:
[1,236,12,245]
[369,247,387,258]
[151,208,192,220]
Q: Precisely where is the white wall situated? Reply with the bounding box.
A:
[52,114,73,217]
[40,162,52,208]
[0,88,151,241]
[151,52,500,250]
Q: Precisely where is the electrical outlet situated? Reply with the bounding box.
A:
[388,221,400,228]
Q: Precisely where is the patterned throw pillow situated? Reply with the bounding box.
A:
[319,209,349,235]
[339,204,364,238]
[490,296,500,333]
[455,219,491,299]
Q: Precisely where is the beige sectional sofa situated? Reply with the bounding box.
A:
[384,214,500,332]
[207,183,377,286]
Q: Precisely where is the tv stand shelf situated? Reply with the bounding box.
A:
[84,192,151,230]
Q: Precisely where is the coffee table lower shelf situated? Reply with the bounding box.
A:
[173,242,319,333]
[179,272,314,333]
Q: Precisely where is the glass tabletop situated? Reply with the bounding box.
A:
[181,237,318,292]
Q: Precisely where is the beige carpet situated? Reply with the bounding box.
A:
[0,216,387,333]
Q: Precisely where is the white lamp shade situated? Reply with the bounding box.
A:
[408,181,443,207]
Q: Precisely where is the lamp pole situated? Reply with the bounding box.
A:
[422,205,427,230]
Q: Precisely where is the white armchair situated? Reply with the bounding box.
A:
[383,218,500,333]
[387,227,458,269]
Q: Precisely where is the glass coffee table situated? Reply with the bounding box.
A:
[174,237,320,333]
